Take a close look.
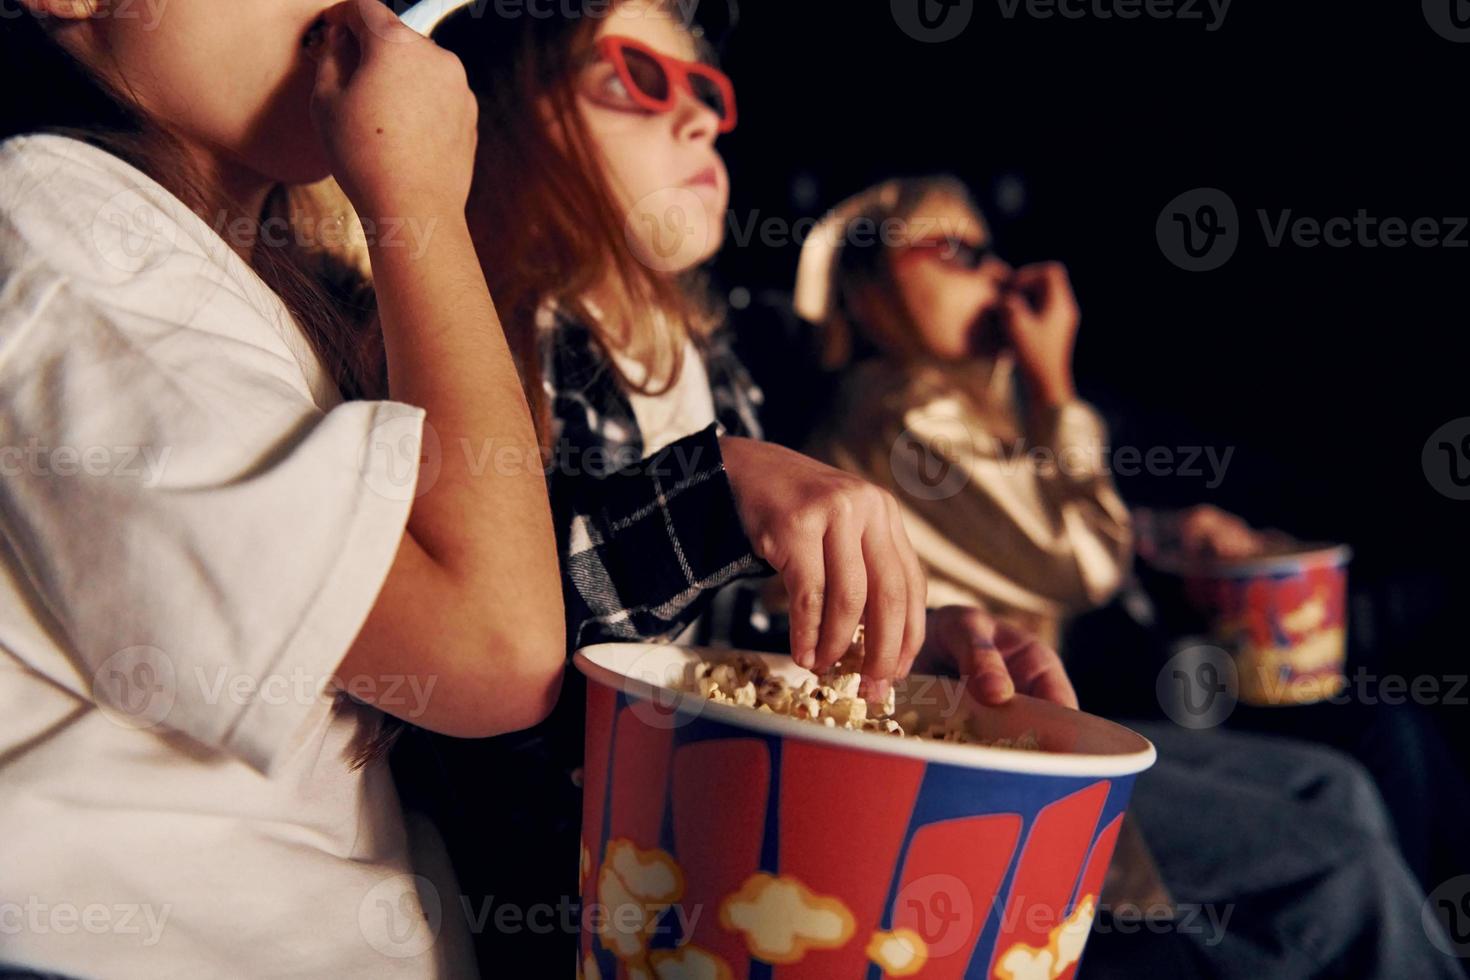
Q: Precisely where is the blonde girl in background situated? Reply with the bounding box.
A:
[790,174,1464,980]
[796,176,1133,648]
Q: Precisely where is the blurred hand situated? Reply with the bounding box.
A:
[1174,504,1272,561]
[913,605,1079,710]
[310,0,478,222]
[719,438,926,696]
[1000,261,1079,406]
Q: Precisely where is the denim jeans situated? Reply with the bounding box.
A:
[1081,724,1465,980]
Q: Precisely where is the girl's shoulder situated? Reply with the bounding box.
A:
[814,360,927,455]
[1,133,128,211]
[1,134,191,280]
[831,359,954,418]
[0,134,331,410]
[1,134,239,303]
[821,358,1012,451]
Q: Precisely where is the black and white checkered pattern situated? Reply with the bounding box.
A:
[557,424,766,647]
[541,308,770,647]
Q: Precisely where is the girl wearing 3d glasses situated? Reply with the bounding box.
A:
[417,2,1080,971]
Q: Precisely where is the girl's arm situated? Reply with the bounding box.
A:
[317,0,563,737]
[999,261,1133,607]
[1024,400,1135,604]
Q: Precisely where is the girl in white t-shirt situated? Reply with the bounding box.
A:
[0,2,569,977]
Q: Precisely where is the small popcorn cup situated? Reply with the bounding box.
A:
[1143,543,1352,707]
[573,643,1156,980]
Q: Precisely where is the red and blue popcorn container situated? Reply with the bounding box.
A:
[1143,544,1352,707]
[573,644,1157,980]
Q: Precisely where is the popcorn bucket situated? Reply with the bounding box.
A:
[573,643,1156,980]
[1144,544,1352,707]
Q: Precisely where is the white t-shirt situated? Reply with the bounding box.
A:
[542,304,716,644]
[608,336,717,456]
[0,135,463,978]
[537,299,718,456]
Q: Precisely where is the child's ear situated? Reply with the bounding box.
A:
[20,0,102,19]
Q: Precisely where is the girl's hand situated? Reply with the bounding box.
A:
[310,0,478,221]
[1173,504,1274,561]
[914,605,1079,710]
[1000,261,1080,406]
[719,438,927,696]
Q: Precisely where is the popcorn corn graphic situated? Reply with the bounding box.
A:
[596,840,685,961]
[1053,896,1094,972]
[994,895,1097,980]
[866,927,928,976]
[996,944,1055,980]
[598,867,652,960]
[607,841,683,903]
[1280,590,1328,635]
[719,873,857,965]
[648,943,735,980]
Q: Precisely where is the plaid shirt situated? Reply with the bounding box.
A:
[540,307,769,648]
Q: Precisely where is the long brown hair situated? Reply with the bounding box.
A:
[433,1,718,450]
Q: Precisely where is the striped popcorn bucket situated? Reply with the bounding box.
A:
[1144,543,1352,707]
[573,644,1156,980]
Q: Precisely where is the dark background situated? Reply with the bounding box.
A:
[704,0,1467,747]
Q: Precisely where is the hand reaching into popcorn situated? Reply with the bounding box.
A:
[912,606,1079,711]
[700,600,1077,716]
[1135,504,1294,564]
